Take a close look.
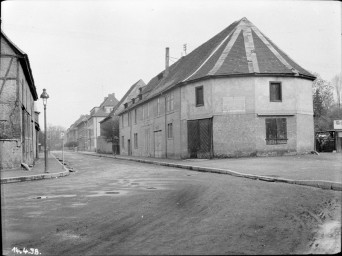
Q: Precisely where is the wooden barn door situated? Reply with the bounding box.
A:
[187,118,212,159]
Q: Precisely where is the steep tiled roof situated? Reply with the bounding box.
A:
[99,93,119,108]
[120,17,315,115]
[89,93,119,118]
[1,30,38,100]
[100,79,146,123]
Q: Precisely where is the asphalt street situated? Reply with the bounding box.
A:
[2,152,341,255]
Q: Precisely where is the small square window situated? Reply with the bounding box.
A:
[270,82,282,102]
[196,86,204,106]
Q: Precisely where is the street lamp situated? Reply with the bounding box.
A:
[40,88,49,173]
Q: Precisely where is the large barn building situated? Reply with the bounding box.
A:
[118,17,316,159]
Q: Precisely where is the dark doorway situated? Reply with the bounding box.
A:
[187,118,213,158]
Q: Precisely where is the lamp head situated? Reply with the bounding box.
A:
[40,88,49,106]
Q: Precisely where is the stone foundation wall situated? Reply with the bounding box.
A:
[0,140,22,169]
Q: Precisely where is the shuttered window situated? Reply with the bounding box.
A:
[196,86,204,106]
[270,82,282,102]
[265,118,287,144]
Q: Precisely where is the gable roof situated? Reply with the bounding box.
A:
[89,93,119,118]
[1,30,38,100]
[99,93,119,108]
[119,17,315,115]
[100,79,146,123]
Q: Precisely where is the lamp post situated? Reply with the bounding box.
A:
[40,88,49,173]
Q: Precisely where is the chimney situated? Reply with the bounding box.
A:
[165,47,169,76]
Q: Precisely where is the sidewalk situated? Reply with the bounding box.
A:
[76,151,342,191]
[1,153,70,184]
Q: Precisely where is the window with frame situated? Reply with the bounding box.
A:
[196,86,204,106]
[121,136,125,149]
[265,118,287,144]
[121,115,124,128]
[167,123,173,139]
[134,133,138,148]
[157,98,160,116]
[147,102,150,119]
[128,112,131,126]
[166,92,174,112]
[134,109,137,124]
[142,104,145,120]
[270,82,282,102]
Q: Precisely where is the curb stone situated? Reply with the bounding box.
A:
[80,152,342,191]
[1,154,70,184]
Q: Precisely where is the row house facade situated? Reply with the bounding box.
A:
[0,30,40,169]
[66,93,118,152]
[75,115,89,151]
[98,79,145,153]
[87,93,119,151]
[118,17,316,159]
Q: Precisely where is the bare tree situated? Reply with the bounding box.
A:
[331,73,341,109]
[46,124,66,150]
[312,73,335,131]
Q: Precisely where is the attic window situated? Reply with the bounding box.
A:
[124,103,128,109]
[132,98,135,104]
[157,72,163,80]
[138,94,142,100]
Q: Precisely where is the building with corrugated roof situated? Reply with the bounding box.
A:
[119,17,316,159]
[0,30,40,169]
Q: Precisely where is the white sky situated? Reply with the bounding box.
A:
[1,0,341,129]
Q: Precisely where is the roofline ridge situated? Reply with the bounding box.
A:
[250,25,299,75]
[260,32,314,77]
[182,23,239,82]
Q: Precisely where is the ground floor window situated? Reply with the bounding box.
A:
[134,133,138,148]
[265,118,287,144]
[121,136,125,149]
[167,123,173,139]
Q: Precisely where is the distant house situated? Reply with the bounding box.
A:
[87,93,119,152]
[0,30,40,169]
[118,17,316,159]
[75,115,89,151]
[66,114,87,149]
[98,80,145,154]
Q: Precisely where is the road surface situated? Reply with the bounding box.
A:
[2,152,341,255]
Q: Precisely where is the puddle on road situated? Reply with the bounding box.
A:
[25,211,44,217]
[108,178,178,191]
[71,203,88,207]
[146,187,157,190]
[31,194,77,200]
[85,190,129,197]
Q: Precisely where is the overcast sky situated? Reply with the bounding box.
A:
[1,0,341,129]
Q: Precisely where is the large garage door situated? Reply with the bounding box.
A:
[187,118,212,159]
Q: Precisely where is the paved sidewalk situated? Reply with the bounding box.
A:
[1,153,70,184]
[76,151,342,191]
